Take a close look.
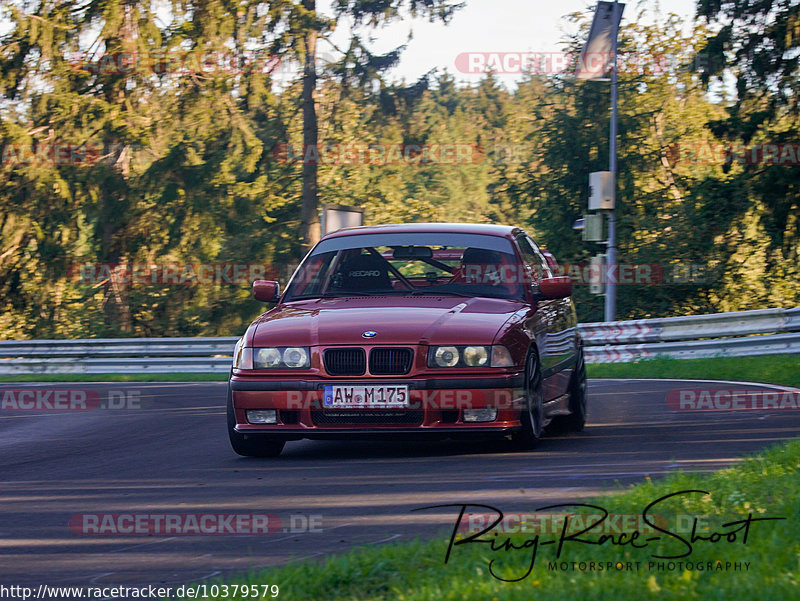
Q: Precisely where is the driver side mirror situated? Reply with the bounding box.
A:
[538,276,572,299]
[253,280,280,302]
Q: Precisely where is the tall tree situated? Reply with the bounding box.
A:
[697,0,799,131]
[510,11,736,321]
[695,0,800,310]
[0,0,296,338]
[266,0,462,250]
[1,0,167,334]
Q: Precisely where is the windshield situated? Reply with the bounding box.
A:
[282,232,527,302]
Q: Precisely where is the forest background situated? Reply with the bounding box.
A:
[1,0,797,338]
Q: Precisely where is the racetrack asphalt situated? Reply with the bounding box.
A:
[1,378,798,591]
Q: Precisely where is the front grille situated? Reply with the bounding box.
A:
[324,348,366,376]
[311,410,424,425]
[369,348,414,375]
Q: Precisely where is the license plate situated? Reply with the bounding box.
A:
[323,385,409,408]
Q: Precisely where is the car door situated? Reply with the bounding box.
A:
[516,234,576,400]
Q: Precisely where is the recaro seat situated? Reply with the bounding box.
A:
[337,253,392,292]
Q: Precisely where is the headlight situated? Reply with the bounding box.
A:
[428,345,511,368]
[282,347,309,368]
[235,346,311,370]
[256,347,282,368]
[463,346,489,367]
[434,346,460,367]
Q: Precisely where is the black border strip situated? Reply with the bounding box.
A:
[230,375,524,392]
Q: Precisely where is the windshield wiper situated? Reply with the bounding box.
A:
[288,291,371,300]
[408,289,471,297]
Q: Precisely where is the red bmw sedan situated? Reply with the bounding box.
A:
[228,223,586,457]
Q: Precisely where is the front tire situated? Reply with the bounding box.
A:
[227,386,285,457]
[565,347,587,431]
[510,350,544,450]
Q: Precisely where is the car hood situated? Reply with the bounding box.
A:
[249,296,526,347]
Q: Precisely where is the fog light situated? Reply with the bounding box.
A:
[246,409,278,424]
[462,408,498,422]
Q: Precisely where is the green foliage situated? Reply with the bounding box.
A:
[695,0,800,312]
[0,0,298,338]
[0,3,797,338]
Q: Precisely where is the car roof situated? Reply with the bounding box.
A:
[321,222,523,240]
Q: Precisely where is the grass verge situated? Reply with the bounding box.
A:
[170,438,800,600]
[587,353,800,388]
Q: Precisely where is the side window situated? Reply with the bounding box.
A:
[285,251,337,298]
[515,236,551,285]
[528,238,554,279]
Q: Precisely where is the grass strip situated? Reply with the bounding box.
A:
[169,437,800,600]
[586,353,800,388]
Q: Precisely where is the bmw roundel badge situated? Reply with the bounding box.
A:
[362,331,377,338]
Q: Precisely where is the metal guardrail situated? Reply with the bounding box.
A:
[0,337,239,374]
[583,332,800,364]
[0,307,797,373]
[0,357,235,375]
[579,306,800,344]
[579,306,800,363]
[0,337,239,357]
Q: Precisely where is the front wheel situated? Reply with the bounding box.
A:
[551,347,588,433]
[565,347,587,431]
[510,351,544,450]
[227,386,285,457]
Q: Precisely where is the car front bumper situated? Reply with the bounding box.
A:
[230,374,526,439]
